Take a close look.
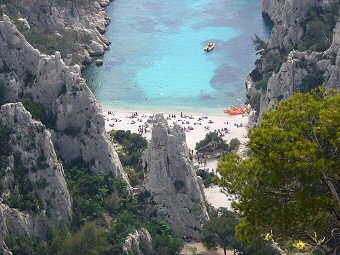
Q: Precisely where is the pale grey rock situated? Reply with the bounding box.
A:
[258,50,309,119]
[5,0,112,65]
[98,0,111,8]
[250,1,340,122]
[88,40,105,56]
[263,0,335,50]
[258,20,340,120]
[324,21,340,87]
[0,17,127,179]
[143,114,208,240]
[0,103,72,251]
[122,228,154,255]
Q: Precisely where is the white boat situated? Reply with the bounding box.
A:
[204,42,215,52]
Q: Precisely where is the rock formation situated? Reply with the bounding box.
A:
[247,0,340,123]
[142,114,208,240]
[0,15,126,178]
[122,228,154,255]
[2,0,112,65]
[262,0,323,49]
[0,103,72,254]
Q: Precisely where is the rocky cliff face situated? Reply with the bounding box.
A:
[259,26,340,118]
[0,15,125,177]
[142,114,208,240]
[248,0,340,122]
[0,103,72,254]
[262,0,323,49]
[2,0,112,65]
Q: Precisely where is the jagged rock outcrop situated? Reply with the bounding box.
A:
[122,228,154,255]
[0,103,72,254]
[262,0,334,49]
[2,0,112,65]
[142,114,208,240]
[258,26,340,118]
[248,0,340,122]
[0,16,126,178]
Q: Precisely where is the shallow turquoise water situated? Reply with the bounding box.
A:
[83,0,271,114]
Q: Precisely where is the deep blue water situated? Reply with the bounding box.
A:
[83,0,271,114]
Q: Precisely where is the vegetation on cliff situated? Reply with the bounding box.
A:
[6,161,184,254]
[109,130,148,187]
[1,0,105,64]
[218,88,340,253]
[3,136,183,255]
[298,2,340,52]
[249,2,340,117]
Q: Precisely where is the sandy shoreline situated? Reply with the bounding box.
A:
[102,107,251,214]
[102,108,250,151]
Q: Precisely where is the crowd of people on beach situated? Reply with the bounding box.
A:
[138,125,148,134]
[213,128,230,137]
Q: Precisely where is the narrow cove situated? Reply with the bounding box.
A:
[84,0,271,114]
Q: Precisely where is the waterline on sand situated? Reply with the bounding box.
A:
[84,0,270,114]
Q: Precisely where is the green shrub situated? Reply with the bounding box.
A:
[263,52,285,73]
[249,69,263,82]
[196,169,218,188]
[195,132,228,153]
[138,190,151,202]
[23,71,37,87]
[21,94,47,124]
[229,138,241,152]
[58,84,67,97]
[203,209,279,255]
[36,155,49,170]
[0,127,13,156]
[51,222,110,255]
[35,178,49,189]
[146,219,184,255]
[65,166,115,226]
[249,93,261,114]
[191,202,204,216]
[174,180,185,191]
[8,152,42,213]
[65,161,136,227]
[108,212,141,253]
[252,34,267,52]
[110,130,147,156]
[255,77,269,92]
[109,130,147,185]
[0,80,7,106]
[63,126,81,137]
[298,3,340,52]
[125,167,142,187]
[300,66,325,93]
[277,95,285,101]
[5,234,50,255]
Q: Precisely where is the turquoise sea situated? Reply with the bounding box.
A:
[83,0,272,114]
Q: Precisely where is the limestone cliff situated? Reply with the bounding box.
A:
[2,0,112,65]
[248,0,340,122]
[0,103,72,254]
[0,15,125,177]
[142,114,208,240]
[262,0,328,49]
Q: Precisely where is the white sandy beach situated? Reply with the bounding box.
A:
[103,108,250,210]
[103,108,250,151]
